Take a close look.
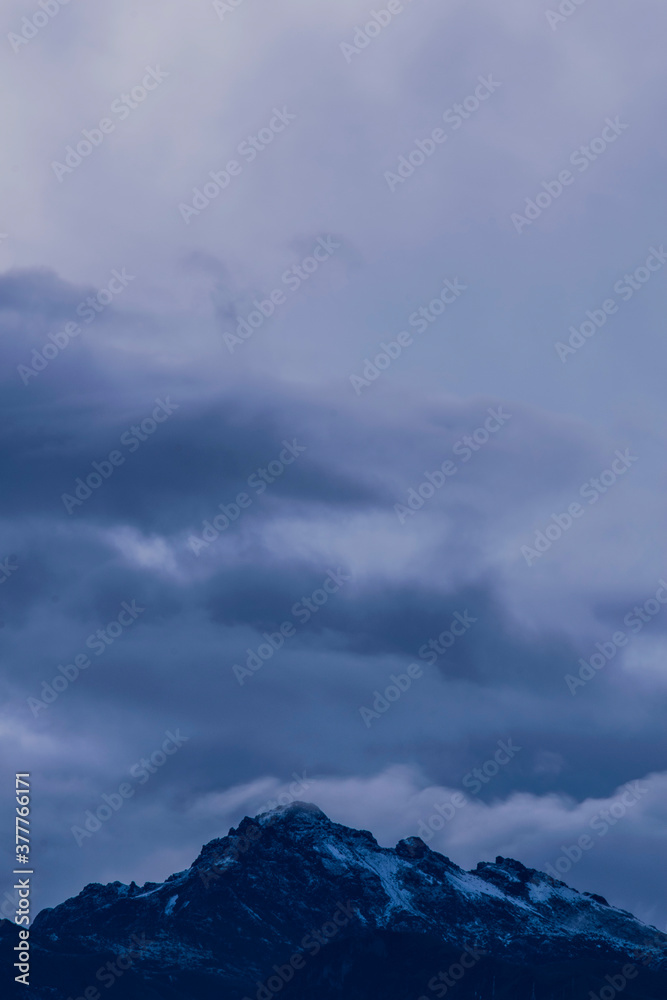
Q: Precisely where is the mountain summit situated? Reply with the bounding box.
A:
[4,803,667,998]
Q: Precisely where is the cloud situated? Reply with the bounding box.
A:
[1,0,666,944]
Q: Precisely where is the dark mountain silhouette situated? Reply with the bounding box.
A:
[3,803,667,998]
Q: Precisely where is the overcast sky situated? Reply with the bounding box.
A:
[2,0,667,934]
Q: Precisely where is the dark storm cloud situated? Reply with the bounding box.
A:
[1,270,611,581]
[0,275,384,533]
[1,0,666,941]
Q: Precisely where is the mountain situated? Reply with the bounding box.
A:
[3,802,667,999]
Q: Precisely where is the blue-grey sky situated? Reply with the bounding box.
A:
[1,0,667,933]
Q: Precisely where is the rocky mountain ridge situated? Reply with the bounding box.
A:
[3,802,667,998]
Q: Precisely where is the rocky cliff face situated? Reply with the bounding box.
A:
[3,802,667,999]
